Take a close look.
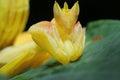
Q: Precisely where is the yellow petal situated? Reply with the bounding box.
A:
[53,1,79,35]
[69,22,85,61]
[0,42,51,77]
[13,32,33,46]
[0,50,34,77]
[31,52,51,68]
[0,0,29,49]
[0,42,38,67]
[63,2,68,11]
[29,21,57,54]
[0,31,52,77]
[29,21,70,64]
[0,32,34,67]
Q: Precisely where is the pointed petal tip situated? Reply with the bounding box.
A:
[73,1,79,8]
[63,1,68,9]
[75,1,79,4]
[54,1,57,4]
[54,1,59,6]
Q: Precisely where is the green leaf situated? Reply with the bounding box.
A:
[11,20,120,80]
[0,74,8,80]
[86,19,120,41]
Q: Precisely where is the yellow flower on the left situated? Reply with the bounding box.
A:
[0,0,29,49]
[0,0,51,77]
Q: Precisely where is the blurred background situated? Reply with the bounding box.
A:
[25,0,120,30]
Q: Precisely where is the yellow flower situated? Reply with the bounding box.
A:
[0,1,85,77]
[29,1,85,64]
